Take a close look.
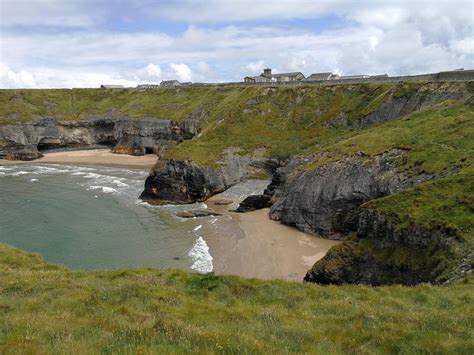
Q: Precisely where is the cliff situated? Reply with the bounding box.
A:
[0,116,199,160]
[2,82,473,285]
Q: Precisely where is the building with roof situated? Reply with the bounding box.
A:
[136,84,160,89]
[305,72,340,81]
[160,80,181,87]
[244,68,305,83]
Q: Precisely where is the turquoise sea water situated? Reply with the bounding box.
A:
[0,164,214,272]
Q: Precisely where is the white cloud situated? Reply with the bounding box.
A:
[245,61,265,75]
[170,63,192,82]
[0,0,472,87]
[0,0,99,28]
[0,63,37,88]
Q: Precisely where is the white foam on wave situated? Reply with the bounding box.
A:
[193,224,202,231]
[188,236,213,273]
[112,179,129,187]
[29,178,39,182]
[11,171,29,176]
[87,186,117,194]
[30,166,73,174]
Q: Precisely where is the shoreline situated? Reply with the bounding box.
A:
[207,195,340,281]
[0,149,158,170]
[1,150,338,281]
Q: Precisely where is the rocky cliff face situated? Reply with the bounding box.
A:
[304,208,470,285]
[269,150,433,238]
[0,116,200,160]
[140,148,279,204]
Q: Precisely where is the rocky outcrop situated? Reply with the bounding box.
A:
[234,194,272,212]
[269,150,433,238]
[327,83,467,129]
[304,208,471,285]
[0,116,201,160]
[140,148,279,204]
[349,91,464,128]
[140,160,226,204]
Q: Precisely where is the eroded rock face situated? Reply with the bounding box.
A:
[269,150,433,238]
[140,148,280,205]
[140,160,226,204]
[304,208,471,285]
[0,116,200,160]
[234,194,272,212]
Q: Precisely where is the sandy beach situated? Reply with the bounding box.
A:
[0,149,158,170]
[207,196,340,281]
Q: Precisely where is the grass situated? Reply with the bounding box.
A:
[0,87,229,123]
[0,243,473,354]
[365,166,474,240]
[302,103,474,174]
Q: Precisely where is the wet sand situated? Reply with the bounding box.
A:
[0,149,158,170]
[207,196,340,281]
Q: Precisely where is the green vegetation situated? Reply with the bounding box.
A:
[365,166,474,240]
[0,87,228,123]
[0,243,473,353]
[303,103,474,174]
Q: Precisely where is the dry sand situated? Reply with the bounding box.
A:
[207,196,340,281]
[0,149,157,170]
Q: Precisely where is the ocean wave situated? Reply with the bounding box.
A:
[29,178,39,182]
[188,236,213,273]
[10,171,29,176]
[112,179,129,187]
[87,186,117,194]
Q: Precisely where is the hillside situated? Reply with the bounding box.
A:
[0,243,473,353]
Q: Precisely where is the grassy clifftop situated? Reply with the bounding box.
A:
[0,243,473,353]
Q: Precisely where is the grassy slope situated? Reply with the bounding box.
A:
[2,83,467,167]
[0,87,228,123]
[0,243,473,354]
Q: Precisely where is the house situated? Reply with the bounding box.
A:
[244,68,305,83]
[160,80,181,87]
[136,84,160,89]
[100,84,125,89]
[305,72,340,81]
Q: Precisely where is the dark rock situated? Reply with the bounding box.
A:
[304,207,471,286]
[4,147,43,161]
[140,160,226,204]
[213,199,234,206]
[234,194,272,212]
[176,210,222,218]
[269,150,433,237]
[140,148,280,205]
[0,115,203,161]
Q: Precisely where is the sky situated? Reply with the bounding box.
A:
[0,0,472,88]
